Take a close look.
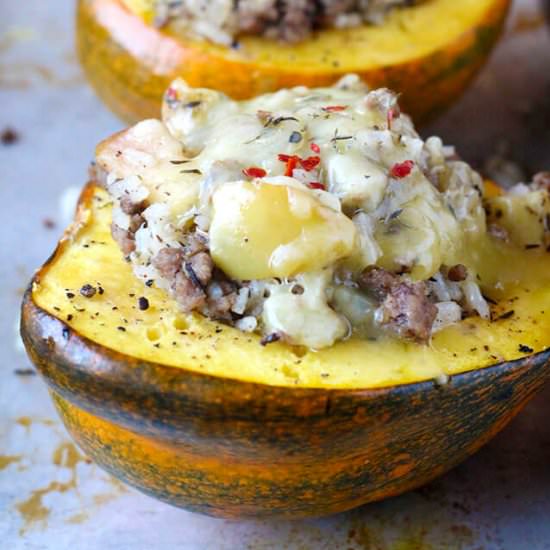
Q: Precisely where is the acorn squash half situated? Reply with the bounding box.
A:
[20,180,550,518]
[76,0,510,123]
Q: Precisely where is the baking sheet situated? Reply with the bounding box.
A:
[1,1,549,548]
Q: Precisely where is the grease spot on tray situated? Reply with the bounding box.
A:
[13,427,127,535]
[16,441,86,535]
[0,455,22,470]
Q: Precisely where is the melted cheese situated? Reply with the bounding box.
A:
[94,76,548,349]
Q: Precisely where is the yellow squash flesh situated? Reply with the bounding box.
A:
[122,0,497,69]
[33,184,550,389]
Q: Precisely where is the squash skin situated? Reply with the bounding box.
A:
[76,0,511,124]
[20,197,550,518]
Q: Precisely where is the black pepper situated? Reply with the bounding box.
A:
[80,284,97,298]
[138,297,149,311]
[496,310,515,320]
[447,264,468,282]
[519,344,534,353]
[291,284,304,295]
[260,333,281,346]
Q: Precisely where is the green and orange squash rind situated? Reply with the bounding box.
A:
[20,181,550,519]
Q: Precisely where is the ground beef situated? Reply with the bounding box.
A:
[321,0,358,19]
[237,2,280,37]
[264,1,319,43]
[111,223,136,256]
[174,271,207,311]
[207,292,236,320]
[183,232,208,256]
[358,266,398,300]
[153,245,212,312]
[110,194,146,257]
[252,0,419,41]
[120,196,147,216]
[205,277,237,320]
[184,252,213,288]
[359,266,437,343]
[153,248,185,280]
[148,233,239,316]
[379,281,437,343]
[156,0,420,43]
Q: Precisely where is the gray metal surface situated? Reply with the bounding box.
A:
[1,1,549,548]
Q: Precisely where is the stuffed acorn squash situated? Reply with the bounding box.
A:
[21,78,550,518]
[77,0,510,123]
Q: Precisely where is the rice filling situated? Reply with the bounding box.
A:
[151,0,423,44]
[96,75,550,349]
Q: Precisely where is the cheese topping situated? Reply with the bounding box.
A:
[96,76,550,349]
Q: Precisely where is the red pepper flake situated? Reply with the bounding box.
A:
[308,182,325,190]
[322,105,348,112]
[277,154,293,162]
[285,156,299,177]
[310,142,321,154]
[278,154,300,177]
[278,153,321,175]
[390,160,414,179]
[300,156,320,172]
[165,87,178,101]
[243,166,267,178]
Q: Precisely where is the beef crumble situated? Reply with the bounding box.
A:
[155,0,422,43]
[359,267,437,343]
[95,78,503,349]
[152,236,238,319]
[111,223,138,256]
